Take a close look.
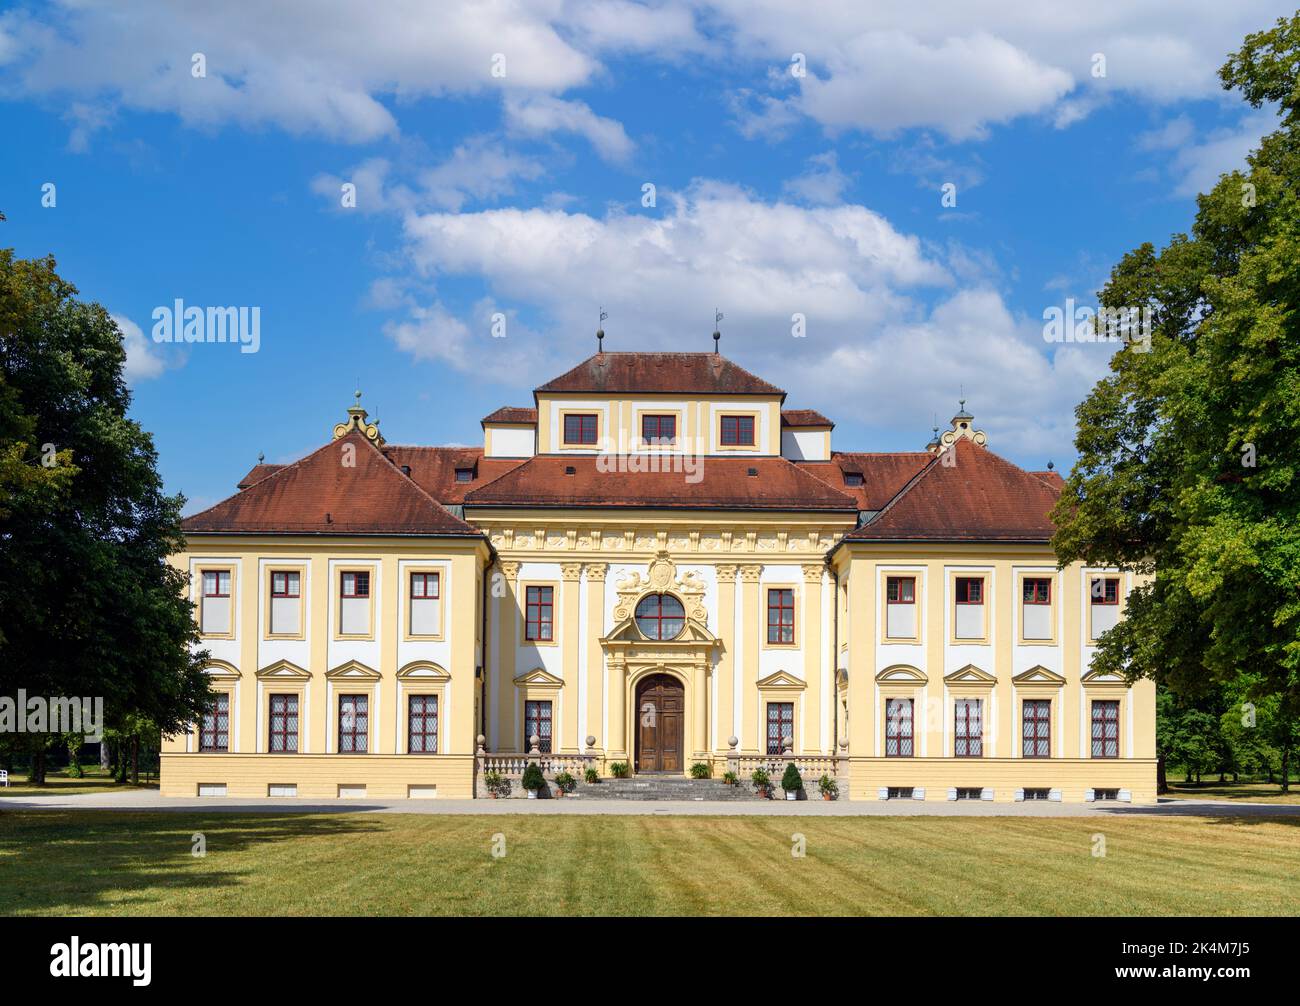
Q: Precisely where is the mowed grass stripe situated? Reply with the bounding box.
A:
[0,811,1297,916]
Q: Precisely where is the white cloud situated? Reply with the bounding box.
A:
[113,313,167,383]
[782,152,851,205]
[382,301,475,368]
[503,95,634,163]
[1165,111,1277,197]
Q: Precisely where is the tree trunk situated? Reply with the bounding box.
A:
[99,740,110,770]
[1156,754,1168,794]
[1282,746,1291,794]
[130,737,140,785]
[32,747,46,785]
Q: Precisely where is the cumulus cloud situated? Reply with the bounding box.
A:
[113,313,167,383]
[1164,111,1278,197]
[503,94,634,163]
[782,152,851,205]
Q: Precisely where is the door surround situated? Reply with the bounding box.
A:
[634,670,685,773]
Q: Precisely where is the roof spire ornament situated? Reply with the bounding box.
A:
[713,309,723,353]
[333,386,384,445]
[597,307,607,353]
[935,394,985,453]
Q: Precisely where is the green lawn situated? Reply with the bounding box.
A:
[0,767,156,798]
[1164,781,1300,804]
[0,811,1297,916]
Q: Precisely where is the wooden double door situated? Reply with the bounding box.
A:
[635,673,684,773]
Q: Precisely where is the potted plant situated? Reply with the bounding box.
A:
[584,767,599,785]
[554,771,576,796]
[781,763,803,801]
[818,774,839,801]
[690,762,710,779]
[521,762,546,799]
[722,771,738,786]
[751,766,771,798]
[610,761,630,779]
[483,770,507,799]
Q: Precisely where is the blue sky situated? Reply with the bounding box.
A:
[0,1,1286,513]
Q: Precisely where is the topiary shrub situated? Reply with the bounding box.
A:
[781,762,803,793]
[521,762,546,793]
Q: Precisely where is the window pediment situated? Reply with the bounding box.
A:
[1013,665,1066,686]
[255,659,311,680]
[876,664,927,684]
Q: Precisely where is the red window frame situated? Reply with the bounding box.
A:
[767,588,795,644]
[1022,699,1051,758]
[955,577,983,604]
[408,694,439,753]
[641,414,677,444]
[338,694,368,753]
[886,576,915,604]
[1022,578,1052,604]
[634,593,685,641]
[885,698,914,757]
[720,414,755,446]
[1090,577,1120,605]
[1091,700,1119,758]
[341,571,370,599]
[954,698,982,757]
[271,571,300,599]
[411,572,440,600]
[524,700,552,753]
[268,694,298,753]
[563,413,598,445]
[202,569,231,598]
[766,702,794,755]
[200,693,229,752]
[525,585,554,641]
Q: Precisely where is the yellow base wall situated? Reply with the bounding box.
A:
[846,757,1158,803]
[160,753,474,799]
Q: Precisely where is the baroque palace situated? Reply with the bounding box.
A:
[163,345,1156,802]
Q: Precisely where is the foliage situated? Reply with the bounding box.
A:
[750,766,770,790]
[818,774,839,798]
[609,761,629,778]
[689,761,710,779]
[722,770,738,785]
[1052,16,1300,790]
[483,770,511,798]
[781,762,803,792]
[521,762,545,792]
[583,767,598,784]
[554,771,576,793]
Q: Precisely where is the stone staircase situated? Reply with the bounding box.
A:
[564,776,769,802]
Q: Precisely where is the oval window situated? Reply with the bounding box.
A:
[634,593,686,640]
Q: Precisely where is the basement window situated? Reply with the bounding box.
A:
[1093,788,1120,801]
[1022,788,1051,801]
[887,787,914,800]
[955,787,983,800]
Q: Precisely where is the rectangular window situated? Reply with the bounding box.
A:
[954,698,982,757]
[955,577,983,604]
[1022,576,1053,640]
[268,694,298,753]
[885,698,914,757]
[563,413,598,445]
[524,700,552,753]
[1089,576,1121,640]
[200,693,229,752]
[885,575,917,639]
[1090,577,1120,604]
[269,570,301,635]
[766,702,794,755]
[955,787,983,800]
[410,571,441,636]
[1022,699,1051,758]
[339,570,371,636]
[720,414,755,446]
[886,576,915,603]
[408,694,439,753]
[341,571,370,598]
[454,467,474,483]
[641,414,676,445]
[271,571,300,598]
[338,694,368,754]
[525,586,554,641]
[1091,700,1119,758]
[766,588,795,644]
[1023,788,1051,801]
[200,569,232,635]
[1022,578,1051,604]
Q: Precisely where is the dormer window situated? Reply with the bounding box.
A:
[844,471,864,487]
[563,413,598,446]
[720,415,755,446]
[454,468,473,483]
[641,414,676,445]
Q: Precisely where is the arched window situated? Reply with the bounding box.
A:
[635,593,685,640]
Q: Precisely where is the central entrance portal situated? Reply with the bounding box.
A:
[635,673,684,773]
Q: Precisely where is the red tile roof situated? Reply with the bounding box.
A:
[798,452,932,510]
[535,352,784,397]
[781,409,833,428]
[481,407,538,425]
[237,463,284,490]
[463,455,857,510]
[381,445,527,505]
[183,431,482,536]
[844,439,1061,542]
[1030,470,1065,490]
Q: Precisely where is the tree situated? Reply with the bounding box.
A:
[1053,16,1300,791]
[0,250,210,782]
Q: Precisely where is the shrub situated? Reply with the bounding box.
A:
[818,774,839,799]
[722,771,738,785]
[554,771,577,794]
[781,763,803,792]
[521,762,546,792]
[751,766,771,790]
[610,761,630,778]
[690,762,710,779]
[584,767,599,784]
[483,771,511,798]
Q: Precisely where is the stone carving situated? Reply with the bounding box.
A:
[612,551,709,626]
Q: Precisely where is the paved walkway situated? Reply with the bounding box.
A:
[2,790,1297,818]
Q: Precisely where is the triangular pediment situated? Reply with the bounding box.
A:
[1013,664,1066,686]
[756,670,806,691]
[326,660,381,681]
[513,667,564,688]
[397,660,450,681]
[875,664,928,684]
[944,663,996,685]
[1081,667,1127,686]
[255,659,311,680]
